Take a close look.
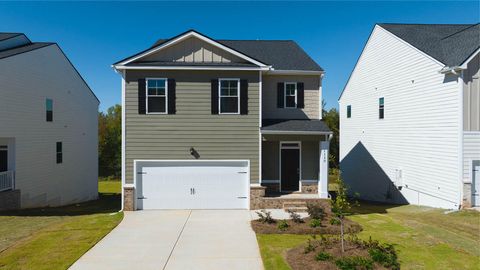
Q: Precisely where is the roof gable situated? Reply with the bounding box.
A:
[379,23,480,66]
[114,30,323,71]
[114,30,268,68]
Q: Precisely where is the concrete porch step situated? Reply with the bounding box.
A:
[283,201,308,212]
[284,206,308,212]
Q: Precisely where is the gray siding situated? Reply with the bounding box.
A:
[262,75,321,119]
[261,136,320,181]
[125,70,260,184]
[464,54,480,131]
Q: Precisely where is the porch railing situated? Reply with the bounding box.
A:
[0,171,14,192]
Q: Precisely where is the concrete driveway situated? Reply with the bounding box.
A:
[70,210,263,270]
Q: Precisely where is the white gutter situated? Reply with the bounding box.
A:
[113,65,271,71]
[261,130,333,135]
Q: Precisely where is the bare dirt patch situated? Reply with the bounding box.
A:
[286,238,389,270]
[251,217,362,235]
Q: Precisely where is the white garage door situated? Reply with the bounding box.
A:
[135,160,249,210]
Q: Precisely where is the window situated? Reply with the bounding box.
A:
[284,82,297,108]
[56,142,62,164]
[347,105,352,118]
[46,99,53,122]
[146,79,167,114]
[379,97,384,119]
[219,79,240,114]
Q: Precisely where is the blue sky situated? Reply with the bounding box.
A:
[1,1,478,112]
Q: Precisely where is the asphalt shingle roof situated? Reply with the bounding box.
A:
[120,30,323,71]
[0,42,54,60]
[261,119,332,133]
[0,33,23,42]
[379,23,480,66]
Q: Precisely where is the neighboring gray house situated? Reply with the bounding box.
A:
[340,24,480,209]
[113,30,332,210]
[0,33,99,210]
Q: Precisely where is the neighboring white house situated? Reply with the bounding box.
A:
[339,23,479,209]
[0,33,99,209]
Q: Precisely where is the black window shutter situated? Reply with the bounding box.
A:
[211,79,219,114]
[167,79,176,114]
[277,82,284,108]
[138,79,146,114]
[297,82,305,108]
[240,79,248,115]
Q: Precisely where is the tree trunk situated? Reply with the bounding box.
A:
[340,219,345,253]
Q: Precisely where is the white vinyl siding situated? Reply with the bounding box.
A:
[0,45,99,208]
[339,25,461,209]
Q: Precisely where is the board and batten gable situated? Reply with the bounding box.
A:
[339,25,462,209]
[262,75,321,119]
[141,36,246,64]
[124,70,260,184]
[0,45,99,208]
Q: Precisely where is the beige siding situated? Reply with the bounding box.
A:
[261,136,320,181]
[463,132,480,181]
[463,54,480,131]
[262,75,321,119]
[125,70,260,184]
[141,37,246,64]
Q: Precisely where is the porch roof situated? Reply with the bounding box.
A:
[261,119,332,135]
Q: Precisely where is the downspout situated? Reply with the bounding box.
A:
[458,70,464,209]
[120,69,126,212]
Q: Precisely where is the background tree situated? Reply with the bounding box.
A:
[322,100,339,168]
[98,105,121,178]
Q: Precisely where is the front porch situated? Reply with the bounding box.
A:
[251,119,332,210]
[0,137,19,211]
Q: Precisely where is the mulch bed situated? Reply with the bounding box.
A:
[251,216,362,235]
[286,239,388,270]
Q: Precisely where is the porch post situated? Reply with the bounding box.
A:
[319,140,330,199]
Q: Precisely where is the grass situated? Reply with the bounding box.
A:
[256,203,480,270]
[0,180,123,270]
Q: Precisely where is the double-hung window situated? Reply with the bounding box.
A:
[146,79,167,114]
[379,97,384,119]
[46,99,53,122]
[56,142,62,164]
[284,82,297,108]
[347,105,352,118]
[219,79,240,114]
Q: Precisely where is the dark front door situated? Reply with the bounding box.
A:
[281,148,300,191]
[0,149,7,172]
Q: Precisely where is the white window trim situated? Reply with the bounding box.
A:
[218,78,240,115]
[146,78,168,114]
[284,82,297,109]
[379,97,385,119]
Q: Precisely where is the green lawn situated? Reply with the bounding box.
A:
[0,180,123,270]
[257,203,480,270]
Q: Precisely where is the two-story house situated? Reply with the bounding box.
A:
[113,30,332,210]
[339,24,479,209]
[0,33,99,210]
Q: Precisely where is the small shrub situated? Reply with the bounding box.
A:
[335,256,373,270]
[309,218,322,228]
[287,210,304,223]
[307,203,325,220]
[330,217,341,225]
[315,251,333,261]
[303,238,317,254]
[256,210,275,224]
[277,220,289,231]
[368,243,400,269]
